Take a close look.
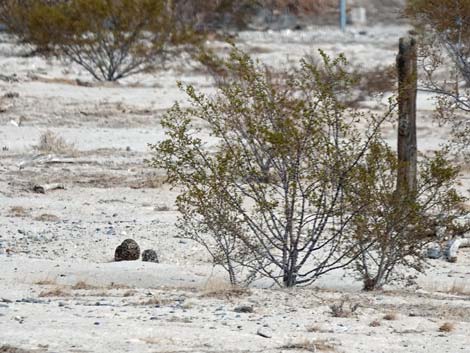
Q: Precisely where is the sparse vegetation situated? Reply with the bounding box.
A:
[38,287,70,297]
[7,206,29,218]
[349,143,468,290]
[282,338,337,352]
[405,0,470,154]
[151,47,398,287]
[383,312,398,321]
[0,0,204,81]
[439,322,455,332]
[34,213,60,222]
[71,280,97,290]
[200,278,250,299]
[329,300,359,318]
[35,130,76,155]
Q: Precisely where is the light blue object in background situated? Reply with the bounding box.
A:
[340,0,346,31]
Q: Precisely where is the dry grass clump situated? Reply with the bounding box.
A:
[123,290,137,297]
[200,280,250,299]
[439,322,455,332]
[329,300,359,318]
[34,130,76,155]
[34,213,60,222]
[8,206,29,218]
[130,174,166,189]
[34,278,56,285]
[447,281,470,296]
[154,204,170,211]
[306,324,322,332]
[71,281,97,290]
[38,287,70,297]
[282,338,337,352]
[108,282,131,290]
[383,312,398,321]
[357,65,396,96]
[0,345,41,353]
[369,319,381,327]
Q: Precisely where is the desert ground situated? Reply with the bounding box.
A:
[1,23,470,353]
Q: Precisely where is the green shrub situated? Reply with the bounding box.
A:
[150,47,399,287]
[0,0,203,81]
[348,142,467,290]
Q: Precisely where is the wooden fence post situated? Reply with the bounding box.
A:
[396,36,418,195]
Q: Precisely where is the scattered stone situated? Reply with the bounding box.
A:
[16,298,45,304]
[234,305,254,313]
[142,249,159,263]
[1,298,12,303]
[3,92,19,99]
[114,239,140,261]
[427,243,442,259]
[256,327,272,338]
[13,316,24,324]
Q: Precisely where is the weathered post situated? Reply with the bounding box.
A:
[396,36,417,195]
[340,0,347,31]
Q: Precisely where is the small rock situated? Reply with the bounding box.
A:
[427,243,442,259]
[0,303,9,308]
[234,305,254,313]
[256,327,272,338]
[114,239,140,261]
[142,249,159,263]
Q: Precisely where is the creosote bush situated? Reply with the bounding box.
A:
[151,47,467,289]
[348,143,467,290]
[0,0,203,81]
[150,47,399,287]
[405,0,470,154]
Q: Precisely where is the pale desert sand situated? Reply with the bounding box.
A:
[0,25,469,353]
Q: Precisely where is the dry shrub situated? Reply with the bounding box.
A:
[383,312,398,321]
[357,65,396,96]
[200,278,250,299]
[306,324,322,332]
[448,280,470,295]
[130,174,167,189]
[8,206,29,218]
[139,296,165,306]
[123,290,137,297]
[0,346,40,353]
[34,213,60,222]
[34,279,56,285]
[439,322,455,332]
[329,300,359,318]
[71,281,97,290]
[108,282,130,289]
[282,338,337,352]
[369,319,381,327]
[35,130,76,155]
[38,287,70,297]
